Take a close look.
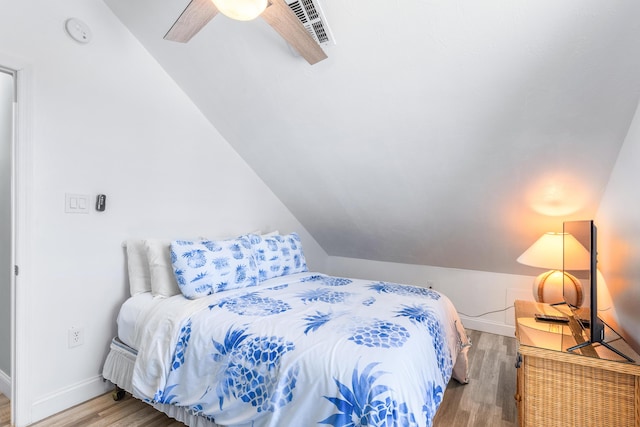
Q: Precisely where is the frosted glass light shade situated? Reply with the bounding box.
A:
[212,0,268,21]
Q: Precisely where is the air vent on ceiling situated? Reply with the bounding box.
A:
[285,0,335,47]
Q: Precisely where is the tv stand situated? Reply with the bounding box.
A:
[564,314,635,362]
[567,339,635,363]
[514,300,640,427]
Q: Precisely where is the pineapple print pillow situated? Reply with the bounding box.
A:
[248,232,308,281]
[170,236,258,299]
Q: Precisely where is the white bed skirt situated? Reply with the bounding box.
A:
[103,336,468,427]
[102,337,220,427]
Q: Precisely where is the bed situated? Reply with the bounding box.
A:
[102,233,471,427]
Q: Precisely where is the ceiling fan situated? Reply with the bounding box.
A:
[164,0,328,65]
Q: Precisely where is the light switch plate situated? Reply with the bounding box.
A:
[65,193,90,214]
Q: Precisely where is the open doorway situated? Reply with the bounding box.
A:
[0,68,13,398]
[0,66,15,424]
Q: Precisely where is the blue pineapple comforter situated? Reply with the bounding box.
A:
[132,272,470,427]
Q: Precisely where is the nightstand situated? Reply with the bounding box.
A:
[514,299,640,427]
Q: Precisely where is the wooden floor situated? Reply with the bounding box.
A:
[0,394,9,427]
[1,329,517,427]
[433,329,517,427]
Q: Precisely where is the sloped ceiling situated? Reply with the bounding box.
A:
[105,0,640,275]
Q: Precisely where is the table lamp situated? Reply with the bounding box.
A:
[517,232,590,307]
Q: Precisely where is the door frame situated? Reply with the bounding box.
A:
[1,54,33,427]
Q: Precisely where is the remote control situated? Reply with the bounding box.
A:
[534,313,569,323]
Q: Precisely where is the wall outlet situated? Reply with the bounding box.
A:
[68,326,84,348]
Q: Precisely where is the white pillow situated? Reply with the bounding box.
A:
[171,236,258,299]
[144,239,181,298]
[125,239,151,296]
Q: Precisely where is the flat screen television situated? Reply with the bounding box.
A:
[563,220,633,362]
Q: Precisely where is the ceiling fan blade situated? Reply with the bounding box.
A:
[164,0,219,43]
[260,0,328,65]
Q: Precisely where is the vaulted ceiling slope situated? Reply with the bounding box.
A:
[105,0,640,275]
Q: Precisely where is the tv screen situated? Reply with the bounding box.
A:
[563,220,603,344]
[563,220,634,362]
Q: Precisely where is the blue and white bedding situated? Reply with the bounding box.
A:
[131,272,470,427]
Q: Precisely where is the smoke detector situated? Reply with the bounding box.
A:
[65,18,92,44]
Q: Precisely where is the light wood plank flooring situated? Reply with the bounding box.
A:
[1,329,517,427]
[433,329,517,427]
[0,393,9,427]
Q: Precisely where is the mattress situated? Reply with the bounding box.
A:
[116,292,158,350]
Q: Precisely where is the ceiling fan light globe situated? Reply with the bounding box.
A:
[212,0,268,21]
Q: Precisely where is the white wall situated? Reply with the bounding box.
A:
[2,0,636,424]
[596,102,640,353]
[0,0,328,425]
[0,69,12,392]
[328,256,535,337]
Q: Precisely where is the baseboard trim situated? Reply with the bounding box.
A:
[0,369,10,398]
[459,315,515,337]
[30,375,111,424]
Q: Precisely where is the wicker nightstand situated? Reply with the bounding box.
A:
[514,299,640,427]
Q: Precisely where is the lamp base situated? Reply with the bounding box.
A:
[533,270,583,307]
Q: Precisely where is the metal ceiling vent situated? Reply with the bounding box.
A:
[285,0,335,47]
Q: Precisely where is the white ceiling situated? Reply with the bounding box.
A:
[105,0,640,275]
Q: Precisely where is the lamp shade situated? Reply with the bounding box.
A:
[518,231,590,307]
[212,0,268,21]
[517,232,590,271]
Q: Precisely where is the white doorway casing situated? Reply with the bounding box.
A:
[0,52,33,427]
